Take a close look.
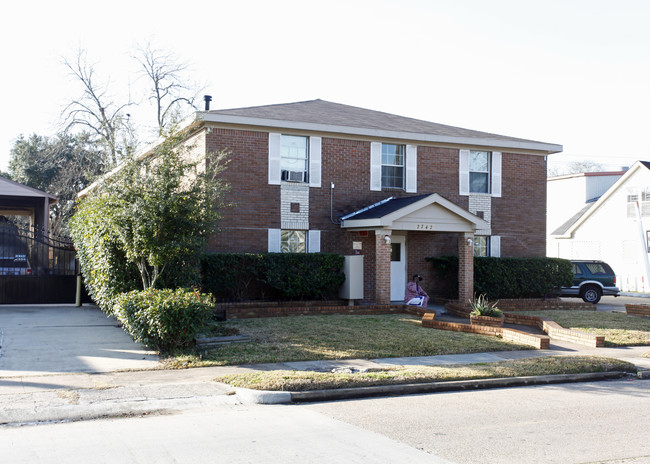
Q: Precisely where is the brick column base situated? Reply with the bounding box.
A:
[458,232,474,306]
[375,230,391,305]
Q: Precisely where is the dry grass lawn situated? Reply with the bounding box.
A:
[163,314,534,368]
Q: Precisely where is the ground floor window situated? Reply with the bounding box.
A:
[281,230,306,253]
[474,236,490,257]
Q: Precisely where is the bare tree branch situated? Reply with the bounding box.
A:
[134,42,202,135]
[60,47,135,166]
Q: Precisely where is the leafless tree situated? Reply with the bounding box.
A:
[60,48,135,166]
[548,160,605,177]
[134,42,202,136]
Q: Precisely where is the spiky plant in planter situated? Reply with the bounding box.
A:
[469,294,504,327]
[469,293,503,317]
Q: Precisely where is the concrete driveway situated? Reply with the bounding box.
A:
[0,304,159,378]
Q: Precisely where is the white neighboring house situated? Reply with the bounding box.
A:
[547,161,650,292]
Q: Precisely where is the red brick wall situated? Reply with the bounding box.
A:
[204,127,280,252]
[493,152,547,257]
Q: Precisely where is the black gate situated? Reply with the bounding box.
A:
[0,219,89,304]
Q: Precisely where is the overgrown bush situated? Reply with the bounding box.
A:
[113,288,214,351]
[69,196,141,313]
[200,252,346,301]
[426,255,573,300]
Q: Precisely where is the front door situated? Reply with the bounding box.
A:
[390,235,406,301]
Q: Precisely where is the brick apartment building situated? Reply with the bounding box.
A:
[177,99,562,305]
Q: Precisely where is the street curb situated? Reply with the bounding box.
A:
[236,371,629,404]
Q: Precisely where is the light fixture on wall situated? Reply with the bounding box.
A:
[467,238,473,246]
[384,235,392,245]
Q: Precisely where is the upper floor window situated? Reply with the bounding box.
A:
[281,135,308,183]
[470,151,491,193]
[382,143,405,189]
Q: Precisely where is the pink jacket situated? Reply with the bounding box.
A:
[404,281,428,303]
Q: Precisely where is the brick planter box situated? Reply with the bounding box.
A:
[625,304,650,318]
[470,314,505,327]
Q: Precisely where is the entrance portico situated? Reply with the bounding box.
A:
[341,194,489,306]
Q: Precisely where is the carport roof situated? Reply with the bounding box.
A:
[0,176,57,203]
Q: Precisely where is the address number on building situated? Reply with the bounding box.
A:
[415,224,435,230]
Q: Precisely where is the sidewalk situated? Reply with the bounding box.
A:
[1,339,649,425]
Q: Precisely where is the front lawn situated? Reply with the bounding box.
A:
[162,314,534,368]
[513,310,650,346]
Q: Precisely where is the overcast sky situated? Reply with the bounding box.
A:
[1,0,648,172]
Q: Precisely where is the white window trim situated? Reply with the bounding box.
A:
[268,228,281,252]
[370,142,382,191]
[309,137,322,188]
[490,236,501,257]
[268,133,282,185]
[405,144,417,193]
[308,230,321,253]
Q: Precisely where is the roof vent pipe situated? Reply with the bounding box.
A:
[203,95,212,111]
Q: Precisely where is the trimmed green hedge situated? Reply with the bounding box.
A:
[114,288,214,351]
[426,256,574,300]
[200,253,346,301]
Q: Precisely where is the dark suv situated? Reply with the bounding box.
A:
[560,260,620,304]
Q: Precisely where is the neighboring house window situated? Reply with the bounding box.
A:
[381,143,405,189]
[281,230,306,253]
[628,190,650,218]
[470,151,490,193]
[281,135,308,183]
[474,236,489,257]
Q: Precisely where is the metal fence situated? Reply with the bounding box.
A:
[0,219,87,304]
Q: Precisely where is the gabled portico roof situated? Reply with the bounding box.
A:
[341,193,489,233]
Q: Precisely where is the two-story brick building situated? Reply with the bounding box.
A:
[178,99,562,305]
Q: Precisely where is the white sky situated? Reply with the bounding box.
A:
[1,0,648,172]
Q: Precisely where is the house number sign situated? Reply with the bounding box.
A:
[415,224,436,230]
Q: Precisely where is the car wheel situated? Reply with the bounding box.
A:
[581,286,601,304]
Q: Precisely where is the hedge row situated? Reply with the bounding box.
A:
[200,252,346,301]
[426,256,574,300]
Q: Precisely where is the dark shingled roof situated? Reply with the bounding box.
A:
[208,99,548,145]
[551,203,596,236]
[344,195,430,220]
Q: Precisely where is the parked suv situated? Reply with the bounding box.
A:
[560,260,620,304]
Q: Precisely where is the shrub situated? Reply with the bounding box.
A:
[69,196,141,313]
[200,253,268,300]
[426,255,573,300]
[262,253,345,300]
[199,252,346,301]
[113,288,214,351]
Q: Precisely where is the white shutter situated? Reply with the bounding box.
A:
[491,151,502,197]
[268,133,281,185]
[370,142,382,191]
[405,144,417,193]
[308,230,321,253]
[459,149,470,195]
[309,136,322,188]
[490,236,501,257]
[268,228,281,252]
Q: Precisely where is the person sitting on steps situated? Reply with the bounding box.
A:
[405,274,429,307]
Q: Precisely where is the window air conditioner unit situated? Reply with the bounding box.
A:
[282,170,305,182]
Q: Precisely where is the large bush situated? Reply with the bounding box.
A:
[69,196,141,313]
[113,288,214,351]
[426,255,573,300]
[200,253,346,301]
